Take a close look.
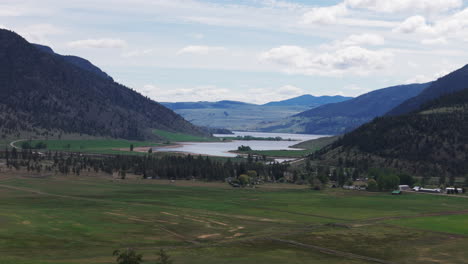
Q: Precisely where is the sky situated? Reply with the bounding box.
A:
[2,0,468,104]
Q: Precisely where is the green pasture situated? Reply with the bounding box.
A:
[16,139,159,155]
[388,214,468,235]
[0,175,467,263]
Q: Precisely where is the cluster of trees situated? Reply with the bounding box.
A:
[113,248,172,264]
[0,148,290,182]
[237,145,252,151]
[21,141,47,150]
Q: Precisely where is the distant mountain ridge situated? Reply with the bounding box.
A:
[258,83,429,135]
[0,29,206,140]
[161,95,353,130]
[161,100,254,111]
[263,94,351,107]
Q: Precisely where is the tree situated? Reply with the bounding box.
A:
[367,179,378,192]
[246,170,257,178]
[155,249,173,264]
[120,169,127,179]
[309,177,323,190]
[113,248,143,264]
[377,174,400,191]
[238,174,250,186]
[148,148,153,154]
[398,173,415,186]
[337,168,346,187]
[130,144,134,152]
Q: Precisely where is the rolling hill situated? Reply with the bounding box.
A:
[161,95,352,130]
[259,83,429,135]
[0,29,206,140]
[318,64,468,179]
[262,94,351,107]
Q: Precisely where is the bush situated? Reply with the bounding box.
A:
[310,178,323,190]
[367,179,378,192]
[238,174,250,186]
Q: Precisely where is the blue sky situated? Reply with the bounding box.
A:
[2,0,468,103]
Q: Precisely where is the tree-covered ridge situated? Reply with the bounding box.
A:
[318,83,468,179]
[0,29,206,140]
[387,64,468,116]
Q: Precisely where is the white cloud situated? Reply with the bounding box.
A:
[67,38,127,49]
[394,8,468,38]
[260,45,392,76]
[421,37,447,45]
[121,49,153,58]
[138,84,230,102]
[177,45,227,55]
[337,33,385,47]
[393,16,433,34]
[345,0,463,14]
[137,84,307,104]
[302,4,347,25]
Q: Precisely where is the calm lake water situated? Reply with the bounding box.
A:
[154,131,327,158]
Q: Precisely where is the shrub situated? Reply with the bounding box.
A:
[367,179,378,192]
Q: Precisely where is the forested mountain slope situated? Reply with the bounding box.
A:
[0,29,206,140]
[387,65,468,116]
[318,65,468,179]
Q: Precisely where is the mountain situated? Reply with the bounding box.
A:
[259,83,429,135]
[33,44,113,81]
[0,29,206,140]
[263,94,351,107]
[318,65,468,179]
[161,100,254,111]
[387,65,468,116]
[161,95,352,130]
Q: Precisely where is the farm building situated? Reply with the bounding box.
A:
[398,185,410,191]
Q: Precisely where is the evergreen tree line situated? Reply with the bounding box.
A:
[0,149,289,181]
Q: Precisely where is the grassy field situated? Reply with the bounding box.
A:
[153,129,219,142]
[0,169,468,263]
[291,136,338,150]
[388,214,468,235]
[21,139,160,155]
[231,136,339,158]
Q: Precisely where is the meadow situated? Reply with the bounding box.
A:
[22,139,159,155]
[0,169,467,264]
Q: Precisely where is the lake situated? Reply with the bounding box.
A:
[154,131,327,158]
